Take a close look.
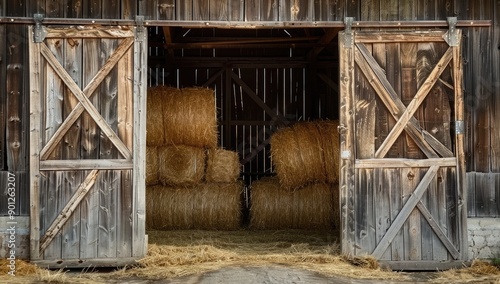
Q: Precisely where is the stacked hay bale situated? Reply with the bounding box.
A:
[250,120,340,230]
[145,86,242,230]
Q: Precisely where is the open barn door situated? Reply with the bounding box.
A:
[339,19,467,270]
[28,23,147,267]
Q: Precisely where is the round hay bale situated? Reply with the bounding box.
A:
[158,145,206,186]
[271,121,324,190]
[250,177,334,230]
[146,146,159,186]
[205,148,241,183]
[316,120,340,184]
[163,87,218,148]
[146,86,170,146]
[146,183,242,230]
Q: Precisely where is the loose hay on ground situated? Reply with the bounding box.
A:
[146,146,159,186]
[205,148,241,183]
[158,145,206,186]
[250,177,336,230]
[146,86,170,146]
[163,87,217,148]
[146,183,242,230]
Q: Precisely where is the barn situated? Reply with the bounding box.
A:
[0,0,498,272]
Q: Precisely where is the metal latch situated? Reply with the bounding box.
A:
[135,15,145,42]
[33,14,47,43]
[443,17,459,46]
[344,17,354,48]
[455,120,464,135]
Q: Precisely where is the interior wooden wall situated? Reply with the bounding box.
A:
[0,0,498,217]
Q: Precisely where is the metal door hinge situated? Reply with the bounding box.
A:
[344,17,354,48]
[33,14,47,43]
[455,120,464,134]
[135,15,145,42]
[444,17,459,46]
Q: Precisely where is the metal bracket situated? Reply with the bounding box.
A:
[33,14,47,43]
[455,120,465,135]
[135,15,145,42]
[344,17,354,48]
[443,17,459,46]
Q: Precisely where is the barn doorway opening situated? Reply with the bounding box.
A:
[144,26,341,236]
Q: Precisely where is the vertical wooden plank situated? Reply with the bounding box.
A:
[490,0,500,172]
[100,39,119,160]
[356,169,374,255]
[6,25,25,172]
[389,168,403,261]
[193,0,210,20]
[385,43,404,158]
[339,31,356,255]
[402,167,422,261]
[360,0,380,21]
[474,173,490,217]
[45,0,64,17]
[416,0,435,20]
[102,0,120,19]
[453,29,468,260]
[117,32,135,258]
[121,0,137,19]
[246,0,260,21]
[470,2,492,173]
[210,0,229,20]
[279,0,292,21]
[380,0,398,20]
[401,43,423,158]
[177,0,193,20]
[66,0,83,18]
[314,0,328,21]
[375,168,391,260]
[79,170,99,258]
[399,0,416,21]
[98,170,119,258]
[229,0,243,21]
[466,172,476,217]
[345,0,359,19]
[29,26,41,260]
[158,0,175,20]
[86,0,102,18]
[139,0,158,19]
[60,33,83,260]
[132,26,147,257]
[79,38,101,259]
[42,172,63,259]
[429,168,448,260]
[262,0,278,21]
[0,25,6,170]
[294,0,313,21]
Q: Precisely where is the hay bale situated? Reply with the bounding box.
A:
[250,177,336,230]
[158,145,206,186]
[316,120,340,184]
[270,121,324,190]
[163,87,218,148]
[146,182,242,230]
[146,146,159,186]
[271,120,340,189]
[205,148,241,183]
[146,86,170,146]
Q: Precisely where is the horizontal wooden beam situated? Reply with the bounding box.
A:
[355,158,456,168]
[40,159,133,170]
[0,17,491,28]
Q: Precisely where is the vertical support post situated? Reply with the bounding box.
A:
[28,26,41,260]
[339,30,356,255]
[132,25,147,257]
[452,29,467,260]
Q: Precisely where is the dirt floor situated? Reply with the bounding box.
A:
[1,230,500,283]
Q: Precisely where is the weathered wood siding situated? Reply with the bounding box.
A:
[0,0,498,222]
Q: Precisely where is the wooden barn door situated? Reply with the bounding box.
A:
[339,23,467,270]
[28,24,147,267]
